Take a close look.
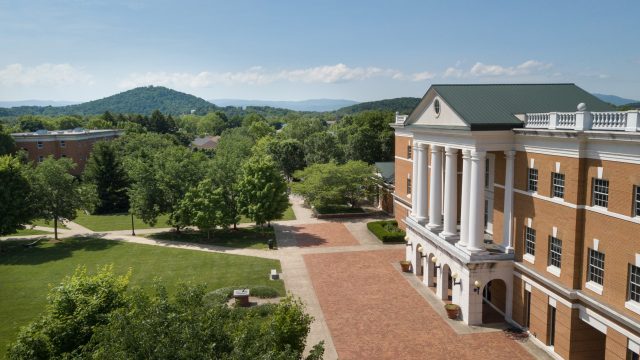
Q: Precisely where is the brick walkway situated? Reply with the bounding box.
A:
[282,223,359,248]
[304,249,534,360]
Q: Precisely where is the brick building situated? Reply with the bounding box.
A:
[393,84,640,359]
[11,128,122,175]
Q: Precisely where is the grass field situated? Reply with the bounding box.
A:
[149,226,276,250]
[0,237,284,355]
[73,204,296,232]
[29,219,68,230]
[11,228,50,236]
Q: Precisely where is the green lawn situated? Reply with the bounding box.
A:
[0,237,284,356]
[72,204,295,232]
[10,228,50,236]
[148,226,276,250]
[72,212,171,231]
[29,219,68,230]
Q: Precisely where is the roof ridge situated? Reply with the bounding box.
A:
[431,83,576,86]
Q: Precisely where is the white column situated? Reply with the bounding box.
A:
[458,150,472,247]
[415,144,427,223]
[467,150,486,252]
[502,150,515,253]
[427,145,443,230]
[440,147,458,239]
[410,144,419,217]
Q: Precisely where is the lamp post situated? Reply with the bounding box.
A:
[131,213,136,236]
[473,280,482,294]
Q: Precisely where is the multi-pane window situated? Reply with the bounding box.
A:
[37,141,43,149]
[634,186,640,217]
[524,227,536,256]
[587,249,605,285]
[629,264,640,303]
[548,236,562,268]
[60,140,66,148]
[592,178,609,208]
[407,145,412,159]
[527,168,538,192]
[552,172,565,198]
[406,178,412,195]
[37,155,44,163]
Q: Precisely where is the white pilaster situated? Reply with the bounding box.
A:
[440,147,458,239]
[427,145,443,230]
[415,144,428,223]
[458,150,471,247]
[502,150,515,253]
[467,150,486,252]
[410,143,419,217]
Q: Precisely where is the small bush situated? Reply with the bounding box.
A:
[315,205,364,214]
[367,220,405,243]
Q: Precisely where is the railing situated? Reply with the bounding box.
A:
[395,112,408,125]
[524,110,639,132]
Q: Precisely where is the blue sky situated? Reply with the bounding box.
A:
[0,0,639,102]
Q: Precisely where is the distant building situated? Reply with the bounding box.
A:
[11,128,122,175]
[191,135,220,151]
[374,161,394,214]
[393,83,640,359]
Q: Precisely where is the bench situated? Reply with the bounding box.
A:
[270,269,279,280]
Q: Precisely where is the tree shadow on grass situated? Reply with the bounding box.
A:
[0,237,121,266]
[147,227,274,250]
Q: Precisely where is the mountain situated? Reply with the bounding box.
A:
[335,97,421,115]
[0,100,79,107]
[1,86,217,116]
[593,93,639,106]
[210,98,358,112]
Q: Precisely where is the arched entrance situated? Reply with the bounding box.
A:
[482,279,507,324]
[438,264,453,301]
[414,244,423,276]
[425,254,437,288]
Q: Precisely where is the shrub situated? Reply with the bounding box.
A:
[315,205,364,215]
[367,220,405,243]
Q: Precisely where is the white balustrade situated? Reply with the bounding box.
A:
[395,112,408,125]
[524,110,638,132]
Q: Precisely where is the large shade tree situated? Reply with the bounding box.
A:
[83,141,130,214]
[237,155,289,226]
[0,155,36,236]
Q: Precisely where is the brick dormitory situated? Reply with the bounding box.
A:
[393,83,640,359]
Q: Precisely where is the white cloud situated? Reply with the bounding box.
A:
[119,63,411,88]
[443,60,553,78]
[0,63,93,86]
[410,71,436,82]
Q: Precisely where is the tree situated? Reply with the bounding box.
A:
[0,126,16,155]
[18,116,45,132]
[266,138,306,179]
[83,141,130,214]
[334,110,394,163]
[237,155,289,226]
[248,120,275,140]
[291,160,379,208]
[7,265,131,360]
[280,117,326,144]
[174,179,231,239]
[196,112,226,135]
[303,131,342,165]
[56,116,82,130]
[209,128,255,229]
[29,157,96,239]
[0,156,35,235]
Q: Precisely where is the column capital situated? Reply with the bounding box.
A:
[430,144,443,153]
[504,150,516,159]
[444,146,459,156]
[461,149,472,158]
[470,150,486,160]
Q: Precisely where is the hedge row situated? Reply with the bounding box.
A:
[367,220,405,243]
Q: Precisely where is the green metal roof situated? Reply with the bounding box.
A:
[427,84,615,130]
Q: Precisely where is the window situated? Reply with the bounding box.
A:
[37,155,44,163]
[628,349,639,360]
[592,178,609,208]
[60,140,66,148]
[37,141,43,149]
[548,236,562,268]
[634,186,640,217]
[587,249,605,286]
[434,99,440,115]
[552,172,565,198]
[524,227,536,256]
[629,264,640,303]
[527,168,538,192]
[407,145,412,159]
[485,158,490,187]
[406,178,412,195]
[61,154,67,158]
[524,290,531,328]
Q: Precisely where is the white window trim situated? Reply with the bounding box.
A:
[523,253,535,264]
[547,265,561,277]
[625,300,640,316]
[585,281,604,295]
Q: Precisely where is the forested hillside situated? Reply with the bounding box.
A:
[335,97,421,115]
